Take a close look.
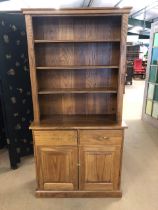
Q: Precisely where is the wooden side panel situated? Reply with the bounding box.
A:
[36,146,78,190]
[79,146,121,191]
[25,15,40,122]
[117,14,128,122]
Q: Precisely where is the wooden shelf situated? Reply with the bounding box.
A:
[36,65,119,70]
[38,88,117,94]
[34,40,120,43]
[33,114,118,128]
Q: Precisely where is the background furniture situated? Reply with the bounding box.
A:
[125,61,133,85]
[23,7,131,198]
[127,44,140,61]
[126,44,145,84]
[133,58,146,79]
[142,21,158,128]
[0,13,33,168]
[126,44,140,85]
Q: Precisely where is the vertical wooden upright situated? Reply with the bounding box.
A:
[25,15,40,122]
[117,14,128,122]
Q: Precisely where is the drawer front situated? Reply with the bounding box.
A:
[80,130,122,145]
[33,130,77,145]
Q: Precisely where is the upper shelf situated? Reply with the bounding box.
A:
[36,65,119,70]
[34,40,120,43]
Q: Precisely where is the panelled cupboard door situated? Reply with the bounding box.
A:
[36,146,78,191]
[79,146,121,191]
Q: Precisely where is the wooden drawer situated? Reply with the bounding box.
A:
[79,130,122,145]
[33,130,77,146]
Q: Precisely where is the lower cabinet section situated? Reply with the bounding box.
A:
[33,129,124,197]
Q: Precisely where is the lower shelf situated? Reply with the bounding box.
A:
[35,190,122,198]
[41,114,116,123]
[30,114,122,129]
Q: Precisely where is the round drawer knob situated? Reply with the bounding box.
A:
[99,136,110,140]
[103,136,109,140]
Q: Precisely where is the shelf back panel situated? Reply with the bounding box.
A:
[33,16,121,41]
[35,43,120,66]
[37,68,118,90]
[39,93,117,116]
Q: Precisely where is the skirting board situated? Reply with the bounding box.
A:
[35,190,122,198]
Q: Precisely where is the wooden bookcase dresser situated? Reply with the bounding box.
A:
[23,7,131,198]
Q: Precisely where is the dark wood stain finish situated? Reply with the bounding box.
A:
[33,16,121,41]
[35,42,120,67]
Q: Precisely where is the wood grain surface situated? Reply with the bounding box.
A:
[24,7,130,197]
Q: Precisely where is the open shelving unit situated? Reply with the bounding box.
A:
[29,15,123,125]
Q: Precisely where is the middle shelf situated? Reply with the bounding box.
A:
[36,65,119,70]
[34,40,121,43]
[38,88,117,94]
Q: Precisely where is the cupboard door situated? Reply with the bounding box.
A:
[36,146,78,190]
[79,146,121,191]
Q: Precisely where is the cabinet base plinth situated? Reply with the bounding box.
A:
[35,190,122,198]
